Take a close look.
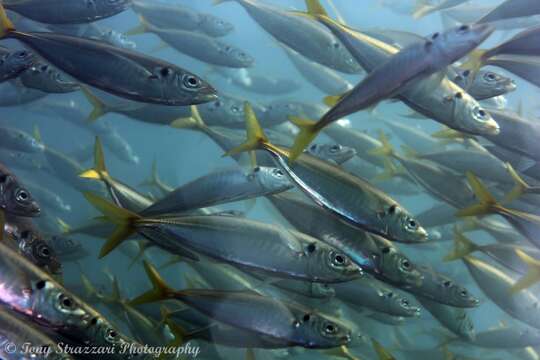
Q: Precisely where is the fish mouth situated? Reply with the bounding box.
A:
[470,23,495,44]
[505,80,517,92]
[409,307,421,317]
[482,119,500,135]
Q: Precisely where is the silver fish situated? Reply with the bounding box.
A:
[0,46,33,83]
[20,62,80,93]
[0,163,40,216]
[0,126,44,153]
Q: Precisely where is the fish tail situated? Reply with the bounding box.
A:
[371,158,400,182]
[81,86,109,122]
[371,338,395,360]
[80,272,104,303]
[125,16,148,36]
[79,136,109,182]
[459,49,487,76]
[0,5,15,38]
[412,0,435,19]
[82,192,140,258]
[456,172,499,217]
[510,249,540,294]
[224,101,272,157]
[444,229,479,261]
[170,105,207,130]
[503,162,540,203]
[305,0,329,17]
[288,116,320,162]
[139,159,163,190]
[127,241,150,270]
[130,260,175,305]
[369,131,394,157]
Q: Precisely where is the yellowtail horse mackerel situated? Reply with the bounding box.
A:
[227,102,428,245]
[0,5,217,106]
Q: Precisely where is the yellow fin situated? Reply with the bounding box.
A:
[305,0,329,17]
[0,5,15,38]
[32,124,42,144]
[431,128,468,140]
[369,131,394,157]
[372,338,396,360]
[456,172,498,217]
[510,249,540,294]
[444,229,478,261]
[130,260,174,305]
[81,86,108,122]
[127,241,152,269]
[125,19,147,37]
[323,345,361,360]
[56,218,71,234]
[371,157,400,182]
[80,136,108,180]
[83,192,139,258]
[289,116,320,162]
[503,162,540,203]
[224,102,269,157]
[170,105,206,129]
[459,49,487,78]
[412,0,435,19]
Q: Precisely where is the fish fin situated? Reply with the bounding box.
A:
[139,158,160,188]
[400,145,418,158]
[372,338,395,360]
[510,249,540,294]
[288,116,321,162]
[183,274,207,289]
[224,102,270,157]
[456,172,498,217]
[431,127,468,140]
[170,105,206,130]
[326,0,347,25]
[81,86,108,122]
[127,241,150,269]
[304,0,329,18]
[459,49,487,77]
[371,158,399,182]
[245,348,256,360]
[79,136,108,181]
[444,228,478,261]
[32,124,42,144]
[56,217,71,234]
[159,255,184,270]
[125,20,147,37]
[109,275,123,303]
[80,272,102,302]
[82,192,140,258]
[324,91,350,107]
[412,0,435,19]
[129,260,174,305]
[400,110,427,119]
[369,131,394,157]
[322,345,360,360]
[503,162,540,203]
[0,5,14,38]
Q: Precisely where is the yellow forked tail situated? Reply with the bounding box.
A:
[79,136,109,182]
[83,192,140,258]
[443,228,479,262]
[456,172,499,217]
[288,116,320,162]
[81,86,109,123]
[129,261,175,305]
[510,249,540,294]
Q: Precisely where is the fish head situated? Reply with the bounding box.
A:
[0,175,40,216]
[380,289,421,317]
[304,240,361,281]
[18,230,63,276]
[249,166,292,193]
[199,13,234,37]
[376,245,423,287]
[473,70,517,97]
[430,23,493,63]
[219,43,255,68]
[2,49,34,75]
[326,39,362,74]
[383,204,428,243]
[306,143,357,164]
[451,92,500,136]
[151,66,217,105]
[83,314,144,356]
[296,312,352,348]
[439,278,480,308]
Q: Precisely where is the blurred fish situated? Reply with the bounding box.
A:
[263,100,326,128]
[449,68,516,100]
[3,0,131,24]
[0,79,46,106]
[281,43,353,95]
[229,103,428,244]
[412,0,469,19]
[454,324,540,348]
[477,0,540,25]
[48,234,89,262]
[0,46,33,83]
[416,296,475,341]
[141,166,292,216]
[214,0,361,74]
[0,163,40,217]
[0,6,217,105]
[383,120,443,154]
[19,61,80,93]
[197,12,235,37]
[135,20,254,68]
[24,181,71,214]
[0,126,44,153]
[212,67,302,95]
[132,261,353,349]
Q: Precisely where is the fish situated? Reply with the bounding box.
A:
[477,0,540,25]
[288,8,493,159]
[281,43,353,95]
[333,274,421,318]
[141,166,292,216]
[0,6,217,105]
[197,13,235,37]
[214,0,361,74]
[0,163,40,217]
[135,20,254,68]
[0,80,47,106]
[0,126,44,153]
[19,61,80,93]
[4,0,131,25]
[267,192,422,288]
[228,102,428,244]
[0,46,34,83]
[211,67,302,95]
[85,192,362,283]
[130,0,201,33]
[416,296,475,341]
[412,0,469,19]
[47,234,89,262]
[463,255,540,330]
[383,120,444,154]
[24,181,71,214]
[131,261,353,349]
[449,68,516,100]
[263,100,327,128]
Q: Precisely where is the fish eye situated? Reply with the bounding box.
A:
[106,329,118,341]
[401,299,409,306]
[401,259,411,269]
[16,189,29,202]
[458,25,469,32]
[306,243,316,253]
[230,105,240,113]
[462,70,470,77]
[16,51,28,58]
[310,144,317,151]
[386,292,394,298]
[324,323,338,334]
[272,168,284,177]
[182,75,200,89]
[36,280,46,290]
[330,145,340,153]
[330,251,347,267]
[406,219,418,230]
[455,92,463,99]
[214,100,223,107]
[459,290,468,297]
[303,314,311,322]
[333,42,340,49]
[388,204,397,215]
[381,247,390,254]
[483,72,497,81]
[431,32,439,40]
[443,280,452,288]
[478,109,486,117]
[58,294,74,309]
